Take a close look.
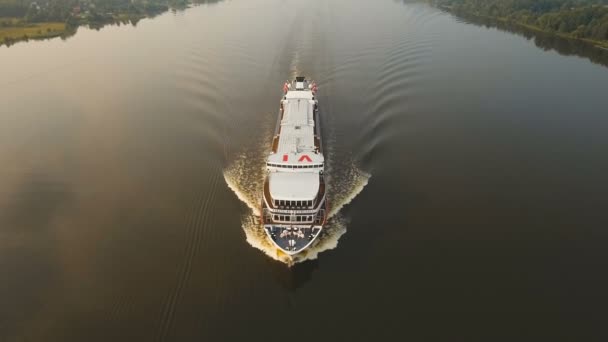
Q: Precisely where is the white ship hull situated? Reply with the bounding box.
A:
[261,77,327,256]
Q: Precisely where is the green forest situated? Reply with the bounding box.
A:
[430,0,608,45]
[0,0,219,45]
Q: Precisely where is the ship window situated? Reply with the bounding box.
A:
[308,200,312,207]
[285,216,291,222]
[274,200,278,206]
[274,215,278,220]
[296,216,301,222]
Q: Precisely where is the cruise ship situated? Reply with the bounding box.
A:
[261,77,327,255]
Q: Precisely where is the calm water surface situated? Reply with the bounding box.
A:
[1,0,608,340]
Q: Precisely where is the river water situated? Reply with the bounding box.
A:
[1,0,608,340]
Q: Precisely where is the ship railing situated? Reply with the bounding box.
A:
[263,208,318,224]
[267,208,319,214]
[314,209,326,225]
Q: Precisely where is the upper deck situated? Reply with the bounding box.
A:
[266,78,324,202]
[267,80,323,168]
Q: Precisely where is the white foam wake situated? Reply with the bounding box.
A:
[223,147,370,265]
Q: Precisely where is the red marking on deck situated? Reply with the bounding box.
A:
[283,154,288,162]
[298,155,312,162]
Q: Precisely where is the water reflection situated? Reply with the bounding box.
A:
[444,12,608,67]
[1,0,226,48]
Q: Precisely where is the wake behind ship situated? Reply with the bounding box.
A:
[261,77,327,255]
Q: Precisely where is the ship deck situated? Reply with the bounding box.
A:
[265,226,322,254]
[271,97,322,154]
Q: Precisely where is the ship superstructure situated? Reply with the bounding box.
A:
[262,77,327,255]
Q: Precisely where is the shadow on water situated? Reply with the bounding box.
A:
[444,11,608,67]
[268,259,320,291]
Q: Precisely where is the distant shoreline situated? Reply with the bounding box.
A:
[433,3,608,51]
[0,0,198,47]
[0,20,68,45]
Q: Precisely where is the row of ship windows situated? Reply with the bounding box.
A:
[275,200,313,208]
[267,163,323,169]
[274,215,313,222]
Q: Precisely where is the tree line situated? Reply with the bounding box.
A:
[0,0,221,24]
[431,0,608,42]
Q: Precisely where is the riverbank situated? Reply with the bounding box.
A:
[1,19,67,45]
[499,16,608,50]
[432,1,608,51]
[0,0,190,47]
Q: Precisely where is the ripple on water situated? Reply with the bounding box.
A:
[356,25,439,168]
